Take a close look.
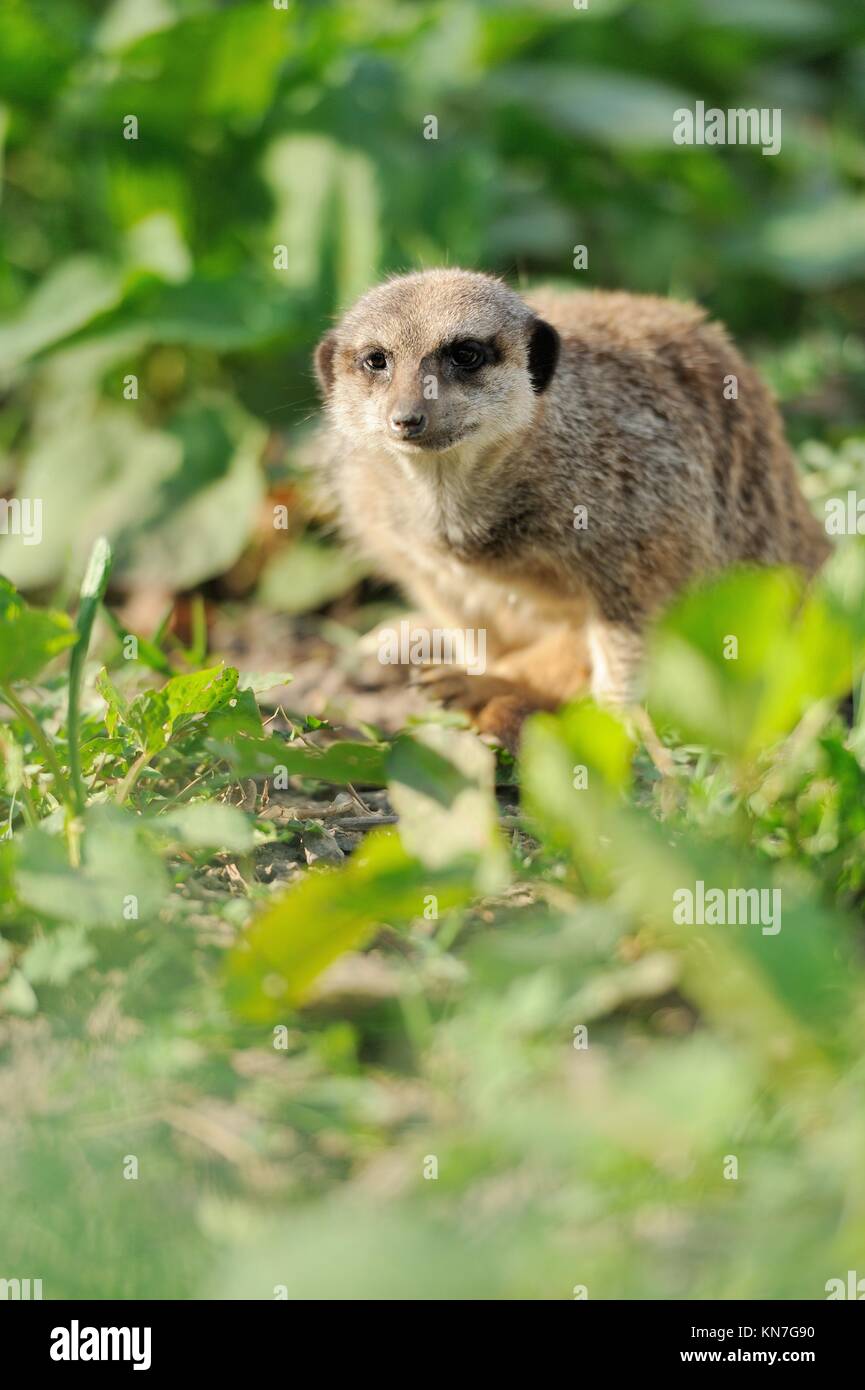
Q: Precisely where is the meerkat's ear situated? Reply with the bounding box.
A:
[527,317,560,394]
[314,330,338,398]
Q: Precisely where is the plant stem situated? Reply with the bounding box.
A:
[115,749,154,807]
[17,779,39,829]
[0,683,72,805]
[68,536,113,814]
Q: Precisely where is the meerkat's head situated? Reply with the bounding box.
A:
[314,269,559,460]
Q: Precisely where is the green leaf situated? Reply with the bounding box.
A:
[150,802,254,852]
[20,925,96,987]
[210,733,389,785]
[95,667,129,739]
[15,805,167,927]
[257,537,368,616]
[100,605,173,676]
[0,577,77,685]
[387,733,475,805]
[162,665,239,723]
[237,672,293,694]
[521,699,635,870]
[755,196,865,290]
[126,664,239,755]
[204,687,265,743]
[0,402,265,594]
[496,65,692,150]
[225,830,475,1020]
[0,256,124,370]
[0,969,38,1017]
[647,568,859,756]
[386,727,509,891]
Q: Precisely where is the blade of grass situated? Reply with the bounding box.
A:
[183,594,209,667]
[100,603,173,676]
[68,538,113,815]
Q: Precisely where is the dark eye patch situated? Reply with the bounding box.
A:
[440,337,500,371]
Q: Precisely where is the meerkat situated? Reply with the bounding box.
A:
[313,269,830,749]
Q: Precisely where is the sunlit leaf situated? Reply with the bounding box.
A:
[225,830,474,1019]
[0,577,77,685]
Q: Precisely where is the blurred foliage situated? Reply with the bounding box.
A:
[1,0,865,592]
[2,0,865,1304]
[2,544,865,1299]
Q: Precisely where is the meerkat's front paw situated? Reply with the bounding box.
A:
[413,667,520,712]
[353,612,435,687]
[416,667,555,752]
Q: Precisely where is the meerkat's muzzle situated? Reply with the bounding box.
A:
[388,407,428,440]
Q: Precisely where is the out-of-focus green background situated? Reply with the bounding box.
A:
[1,0,864,600]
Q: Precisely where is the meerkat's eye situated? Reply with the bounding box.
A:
[449,341,485,370]
[362,350,388,373]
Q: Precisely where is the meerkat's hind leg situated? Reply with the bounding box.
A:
[628,705,675,777]
[490,624,592,702]
[587,619,643,707]
[587,618,674,776]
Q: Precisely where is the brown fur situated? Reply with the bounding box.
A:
[314,269,830,747]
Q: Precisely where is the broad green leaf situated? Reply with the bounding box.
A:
[96,0,179,52]
[15,805,167,927]
[210,732,389,785]
[0,403,264,593]
[225,830,474,1020]
[521,699,635,876]
[203,687,264,743]
[151,802,254,852]
[237,672,293,695]
[262,134,379,306]
[647,568,859,756]
[126,664,239,755]
[0,257,124,370]
[20,925,96,986]
[162,665,239,723]
[257,537,368,616]
[387,727,508,890]
[0,577,77,685]
[495,65,692,150]
[756,196,865,290]
[0,969,38,1017]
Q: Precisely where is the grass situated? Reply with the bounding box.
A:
[2,454,865,1297]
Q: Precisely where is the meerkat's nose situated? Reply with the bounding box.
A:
[389,408,427,439]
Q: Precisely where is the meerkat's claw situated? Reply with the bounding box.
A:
[415,668,523,713]
[415,667,553,752]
